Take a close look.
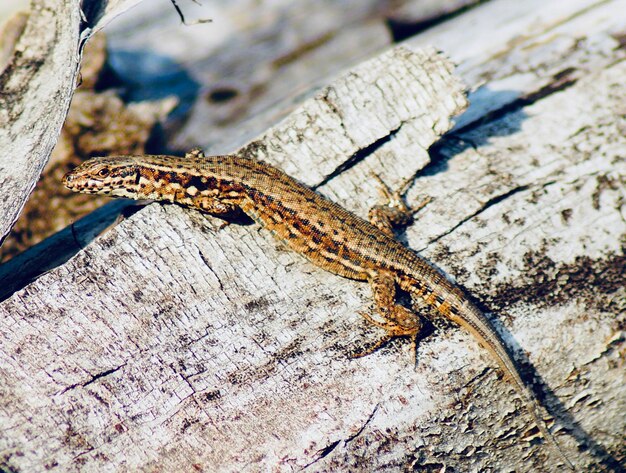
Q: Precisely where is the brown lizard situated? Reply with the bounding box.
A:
[63,149,573,469]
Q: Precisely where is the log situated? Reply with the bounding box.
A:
[0,1,624,472]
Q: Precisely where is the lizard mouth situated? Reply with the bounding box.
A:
[62,171,106,194]
[62,171,82,189]
[61,171,76,188]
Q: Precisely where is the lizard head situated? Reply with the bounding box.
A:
[63,156,141,197]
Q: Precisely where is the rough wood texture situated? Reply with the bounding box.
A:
[1,0,625,472]
[102,0,478,152]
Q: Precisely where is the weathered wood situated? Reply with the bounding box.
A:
[102,0,478,152]
[0,1,624,472]
[0,200,137,301]
[0,0,81,244]
[0,0,144,245]
[0,31,177,263]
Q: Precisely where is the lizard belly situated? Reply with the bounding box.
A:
[241,201,372,281]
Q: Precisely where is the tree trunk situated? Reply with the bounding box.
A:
[0,1,624,472]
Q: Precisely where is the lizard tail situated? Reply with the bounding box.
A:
[406,276,575,470]
[447,300,575,470]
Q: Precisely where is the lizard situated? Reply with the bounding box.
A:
[62,149,573,469]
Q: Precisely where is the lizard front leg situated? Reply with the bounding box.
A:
[190,196,245,230]
[184,147,205,158]
[193,197,240,215]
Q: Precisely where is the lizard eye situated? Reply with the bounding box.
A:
[97,168,110,178]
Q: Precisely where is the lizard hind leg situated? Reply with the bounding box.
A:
[368,173,431,236]
[353,272,424,361]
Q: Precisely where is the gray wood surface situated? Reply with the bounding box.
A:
[0,0,624,471]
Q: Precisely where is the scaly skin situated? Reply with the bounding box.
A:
[63,150,573,469]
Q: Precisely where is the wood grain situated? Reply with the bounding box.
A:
[0,0,624,471]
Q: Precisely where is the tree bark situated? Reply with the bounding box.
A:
[0,1,624,472]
